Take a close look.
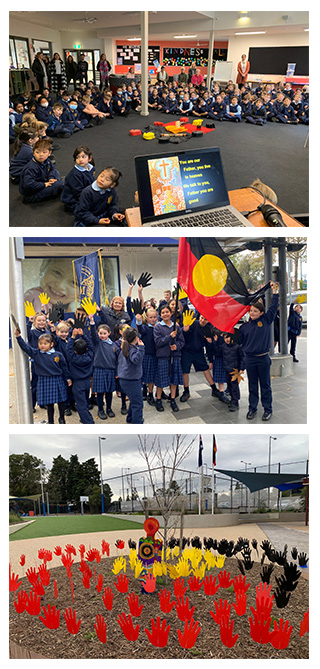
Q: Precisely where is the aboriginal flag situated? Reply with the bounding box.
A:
[177,238,269,333]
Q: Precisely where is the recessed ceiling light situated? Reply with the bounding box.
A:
[235,31,266,35]
[127,37,141,41]
[173,35,197,39]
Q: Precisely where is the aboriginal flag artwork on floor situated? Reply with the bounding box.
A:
[177,238,269,333]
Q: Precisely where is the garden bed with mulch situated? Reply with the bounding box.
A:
[9,554,309,659]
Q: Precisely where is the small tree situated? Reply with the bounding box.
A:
[137,434,196,556]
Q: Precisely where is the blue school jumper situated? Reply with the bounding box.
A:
[154,320,184,388]
[245,104,267,125]
[208,100,226,120]
[287,303,303,358]
[46,114,71,137]
[66,334,94,424]
[17,336,69,405]
[26,322,51,407]
[90,324,117,394]
[97,99,114,116]
[137,322,157,384]
[19,157,64,203]
[241,100,252,118]
[213,337,245,407]
[61,106,86,131]
[181,320,209,375]
[117,344,145,424]
[276,103,297,124]
[239,294,279,413]
[35,105,53,123]
[73,181,120,227]
[113,93,127,114]
[60,163,95,211]
[178,99,193,115]
[9,144,34,183]
[192,101,208,117]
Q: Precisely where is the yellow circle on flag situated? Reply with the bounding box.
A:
[192,255,227,297]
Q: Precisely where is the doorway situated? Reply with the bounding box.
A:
[64,49,100,85]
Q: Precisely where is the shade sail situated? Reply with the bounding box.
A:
[215,469,306,493]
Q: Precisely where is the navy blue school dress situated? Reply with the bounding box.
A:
[60,163,95,211]
[137,321,157,384]
[90,324,117,393]
[73,181,120,227]
[17,336,69,405]
[153,320,184,388]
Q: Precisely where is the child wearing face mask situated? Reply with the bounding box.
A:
[35,95,53,123]
[62,99,90,132]
[239,281,279,422]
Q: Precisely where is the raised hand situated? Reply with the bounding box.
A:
[142,573,156,593]
[174,595,195,622]
[127,592,143,617]
[182,310,196,328]
[202,575,220,596]
[39,603,60,629]
[209,599,231,625]
[270,618,293,650]
[249,608,272,644]
[232,592,247,616]
[24,301,35,318]
[159,588,175,613]
[73,312,87,329]
[63,607,81,634]
[39,292,50,305]
[137,272,152,288]
[126,273,136,286]
[117,612,140,641]
[232,574,251,597]
[94,613,107,643]
[81,297,97,316]
[219,615,239,648]
[131,298,143,316]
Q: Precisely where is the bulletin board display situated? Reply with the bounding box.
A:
[116,45,160,66]
[162,47,227,67]
[248,46,309,76]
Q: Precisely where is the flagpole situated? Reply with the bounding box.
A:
[198,465,202,515]
[211,465,214,515]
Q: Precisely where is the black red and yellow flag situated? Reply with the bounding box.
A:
[177,238,269,332]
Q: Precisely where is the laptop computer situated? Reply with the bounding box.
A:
[134,146,254,227]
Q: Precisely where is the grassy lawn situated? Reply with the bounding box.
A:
[9,515,144,541]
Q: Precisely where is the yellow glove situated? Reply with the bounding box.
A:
[296,293,306,304]
[179,287,188,300]
[24,301,35,318]
[81,297,97,315]
[38,292,50,305]
[183,309,196,327]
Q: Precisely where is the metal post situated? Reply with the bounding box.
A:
[207,24,215,91]
[39,463,46,516]
[264,239,274,353]
[230,477,233,513]
[9,238,33,424]
[277,462,281,510]
[131,474,134,512]
[98,437,106,514]
[140,11,149,117]
[189,472,192,511]
[278,239,288,355]
[268,436,277,508]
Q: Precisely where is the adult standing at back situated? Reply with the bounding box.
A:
[99,296,131,340]
[157,65,169,84]
[97,53,112,91]
[178,66,188,86]
[236,54,250,85]
[48,53,67,95]
[77,53,89,86]
[66,55,78,90]
[31,52,48,93]
[188,61,197,83]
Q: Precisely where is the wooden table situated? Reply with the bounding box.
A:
[125,188,303,227]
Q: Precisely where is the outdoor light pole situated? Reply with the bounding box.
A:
[98,437,106,514]
[241,460,251,513]
[268,436,277,508]
[39,463,46,517]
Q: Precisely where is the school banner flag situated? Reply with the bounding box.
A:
[72,250,107,308]
[177,237,269,333]
[198,435,204,467]
[213,435,217,466]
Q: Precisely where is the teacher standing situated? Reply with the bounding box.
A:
[236,54,250,85]
[97,53,112,91]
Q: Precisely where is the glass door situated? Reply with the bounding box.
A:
[64,49,100,85]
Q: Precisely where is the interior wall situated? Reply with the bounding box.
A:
[228,31,309,80]
[9,17,63,61]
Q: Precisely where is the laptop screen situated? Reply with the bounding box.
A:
[135,147,230,224]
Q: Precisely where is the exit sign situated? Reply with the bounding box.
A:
[74,44,81,49]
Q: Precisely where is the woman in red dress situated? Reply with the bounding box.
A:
[236,54,250,85]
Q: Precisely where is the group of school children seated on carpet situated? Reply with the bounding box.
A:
[9,77,309,225]
[14,278,281,425]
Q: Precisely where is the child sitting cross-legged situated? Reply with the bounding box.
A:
[73,166,125,227]
[19,138,64,203]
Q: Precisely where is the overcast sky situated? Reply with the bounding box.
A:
[9,432,308,497]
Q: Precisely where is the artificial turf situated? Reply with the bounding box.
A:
[9,514,144,541]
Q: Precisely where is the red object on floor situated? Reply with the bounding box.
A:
[180,117,189,123]
[130,129,142,136]
[183,122,214,134]
[154,121,165,126]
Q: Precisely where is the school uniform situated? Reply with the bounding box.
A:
[61,106,88,131]
[241,100,252,119]
[60,164,95,212]
[154,320,185,388]
[90,324,117,394]
[97,99,114,117]
[113,93,127,115]
[181,320,210,375]
[137,322,157,385]
[99,306,131,340]
[35,105,53,123]
[117,344,145,424]
[19,157,64,203]
[131,93,141,111]
[26,322,51,408]
[192,101,208,117]
[9,111,23,129]
[66,334,94,424]
[46,114,71,137]
[167,97,178,114]
[265,100,275,121]
[178,99,193,115]
[276,103,298,124]
[224,103,242,122]
[213,337,245,409]
[245,103,267,125]
[287,304,303,359]
[73,181,121,227]
[17,335,69,410]
[208,100,226,120]
[299,102,309,124]
[239,293,279,416]
[9,144,34,183]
